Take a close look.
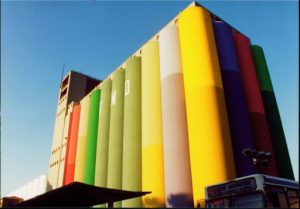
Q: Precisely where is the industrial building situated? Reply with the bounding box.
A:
[5,1,294,208]
[47,2,294,207]
[5,175,48,201]
[48,72,100,190]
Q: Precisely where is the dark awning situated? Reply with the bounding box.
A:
[14,182,150,207]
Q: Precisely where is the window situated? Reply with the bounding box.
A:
[287,189,299,208]
[234,192,265,208]
[207,198,230,208]
[268,186,289,208]
[277,192,289,208]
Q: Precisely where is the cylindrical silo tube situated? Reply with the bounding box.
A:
[122,57,142,207]
[178,6,236,204]
[141,41,165,207]
[74,95,90,182]
[94,79,112,187]
[233,33,278,176]
[159,24,194,207]
[107,69,125,208]
[83,89,101,185]
[63,104,81,185]
[213,21,257,177]
[251,45,294,180]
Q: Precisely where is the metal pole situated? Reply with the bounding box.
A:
[107,202,114,208]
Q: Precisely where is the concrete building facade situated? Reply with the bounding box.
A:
[48,71,100,190]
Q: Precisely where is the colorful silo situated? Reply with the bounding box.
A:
[233,33,278,176]
[83,89,101,185]
[45,3,294,208]
[159,24,194,207]
[251,45,294,180]
[178,6,236,204]
[63,104,81,185]
[122,57,142,207]
[74,95,90,182]
[141,41,165,207]
[94,78,112,188]
[107,69,125,208]
[213,21,257,177]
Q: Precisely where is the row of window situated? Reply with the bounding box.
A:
[51,142,67,155]
[56,107,66,117]
[58,94,67,105]
[59,87,68,100]
[49,157,65,168]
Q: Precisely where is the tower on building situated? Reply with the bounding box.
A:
[48,71,100,190]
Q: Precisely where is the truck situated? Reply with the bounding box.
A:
[198,174,299,208]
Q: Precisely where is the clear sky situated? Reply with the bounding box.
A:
[1,0,298,196]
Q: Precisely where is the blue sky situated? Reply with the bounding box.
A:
[1,0,298,196]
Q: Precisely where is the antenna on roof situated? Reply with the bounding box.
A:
[60,64,66,88]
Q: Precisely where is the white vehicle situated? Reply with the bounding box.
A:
[199,174,299,208]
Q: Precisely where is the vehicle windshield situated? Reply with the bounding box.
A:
[233,192,265,208]
[207,192,265,208]
[206,198,230,208]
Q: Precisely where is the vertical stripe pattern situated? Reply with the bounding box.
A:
[74,95,90,182]
[178,6,236,204]
[122,57,142,207]
[95,79,112,187]
[141,41,165,207]
[159,25,194,207]
[251,45,294,179]
[83,89,101,184]
[107,69,125,208]
[233,33,278,176]
[213,21,257,177]
[63,104,81,185]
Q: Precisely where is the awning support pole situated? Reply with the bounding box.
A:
[107,202,114,208]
